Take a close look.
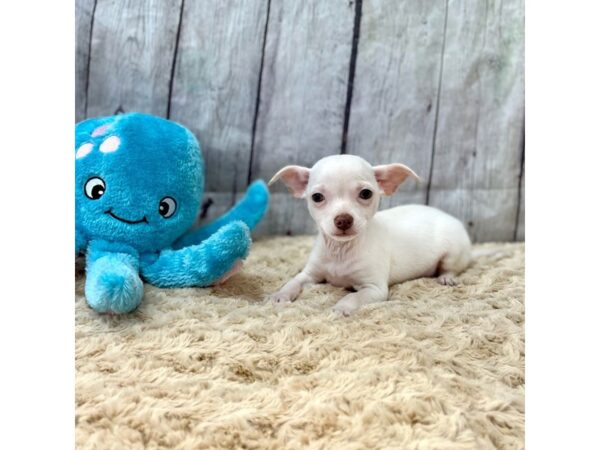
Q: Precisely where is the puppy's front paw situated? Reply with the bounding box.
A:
[332,297,359,316]
[265,290,295,304]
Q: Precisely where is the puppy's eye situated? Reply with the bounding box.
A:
[359,189,373,200]
[84,177,106,200]
[158,197,177,218]
[311,193,325,203]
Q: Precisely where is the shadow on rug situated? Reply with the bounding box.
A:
[75,236,524,450]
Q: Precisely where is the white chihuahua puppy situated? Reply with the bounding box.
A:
[267,155,472,315]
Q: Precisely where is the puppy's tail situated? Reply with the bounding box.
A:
[470,247,511,262]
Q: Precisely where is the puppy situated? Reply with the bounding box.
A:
[267,155,472,315]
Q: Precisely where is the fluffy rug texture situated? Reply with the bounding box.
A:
[76,236,524,450]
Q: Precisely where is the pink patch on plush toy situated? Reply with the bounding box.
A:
[215,260,244,285]
[76,142,93,159]
[99,136,121,153]
[91,124,110,137]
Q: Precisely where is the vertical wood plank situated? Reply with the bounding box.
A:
[346,0,447,210]
[75,0,96,122]
[86,0,183,118]
[169,0,268,196]
[250,0,356,235]
[428,0,524,242]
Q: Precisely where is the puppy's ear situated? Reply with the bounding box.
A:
[373,164,420,196]
[268,165,310,198]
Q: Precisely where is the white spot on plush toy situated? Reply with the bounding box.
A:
[100,136,121,153]
[91,124,110,137]
[76,142,93,159]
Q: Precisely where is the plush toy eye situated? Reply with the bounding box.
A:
[84,177,106,200]
[359,189,373,200]
[158,197,177,218]
[311,193,325,203]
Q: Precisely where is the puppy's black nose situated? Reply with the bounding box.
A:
[334,214,354,231]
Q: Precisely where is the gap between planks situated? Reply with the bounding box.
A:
[247,0,273,186]
[425,0,450,205]
[340,0,363,155]
[83,0,99,119]
[514,121,525,241]
[166,0,186,119]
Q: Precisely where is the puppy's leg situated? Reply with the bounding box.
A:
[437,248,471,286]
[332,283,388,316]
[267,271,318,304]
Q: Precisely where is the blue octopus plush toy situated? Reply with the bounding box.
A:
[76,112,269,314]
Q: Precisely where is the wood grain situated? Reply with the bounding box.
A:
[86,0,183,117]
[250,0,355,235]
[169,0,268,194]
[427,0,524,242]
[75,0,95,122]
[346,0,446,211]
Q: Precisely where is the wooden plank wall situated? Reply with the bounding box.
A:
[251,0,355,236]
[76,0,525,242]
[169,0,269,221]
[346,0,446,209]
[75,0,95,122]
[426,0,524,242]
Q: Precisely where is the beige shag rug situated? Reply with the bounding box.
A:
[75,236,524,450]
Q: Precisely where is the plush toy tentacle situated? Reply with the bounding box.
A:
[174,180,269,249]
[85,241,143,314]
[140,220,252,288]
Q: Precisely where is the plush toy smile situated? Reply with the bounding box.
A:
[105,209,148,224]
[76,113,269,314]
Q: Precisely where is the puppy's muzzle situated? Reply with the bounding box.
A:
[334,214,354,231]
